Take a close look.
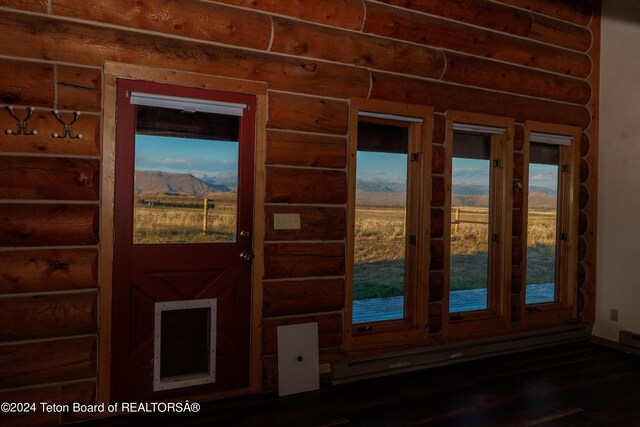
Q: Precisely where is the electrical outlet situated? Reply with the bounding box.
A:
[611,308,619,322]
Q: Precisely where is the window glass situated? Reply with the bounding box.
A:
[352,121,409,323]
[526,142,560,304]
[450,133,491,313]
[133,105,240,244]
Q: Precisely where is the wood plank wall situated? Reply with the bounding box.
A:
[0,0,599,423]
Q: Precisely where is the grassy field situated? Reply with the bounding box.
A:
[354,205,557,300]
[133,193,237,243]
[132,194,557,300]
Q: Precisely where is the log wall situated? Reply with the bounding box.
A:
[0,0,599,423]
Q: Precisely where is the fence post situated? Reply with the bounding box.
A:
[203,198,208,235]
[455,208,460,233]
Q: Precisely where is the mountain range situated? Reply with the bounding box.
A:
[356,179,557,209]
[135,170,236,197]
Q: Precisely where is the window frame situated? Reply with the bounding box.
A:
[521,121,581,325]
[444,111,514,336]
[344,98,432,351]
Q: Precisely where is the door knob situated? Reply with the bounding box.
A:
[239,251,254,262]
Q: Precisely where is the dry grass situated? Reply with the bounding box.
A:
[133,195,237,243]
[354,205,558,297]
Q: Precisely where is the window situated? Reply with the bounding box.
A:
[345,99,432,350]
[522,122,580,323]
[130,93,244,244]
[444,112,514,335]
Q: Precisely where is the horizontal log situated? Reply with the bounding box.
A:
[0,292,97,341]
[0,156,100,200]
[514,124,525,151]
[431,207,444,239]
[432,145,445,175]
[579,184,589,210]
[379,0,533,37]
[513,183,523,209]
[512,264,522,291]
[512,236,522,264]
[271,17,445,78]
[56,65,102,112]
[267,130,346,169]
[0,0,48,13]
[0,59,54,107]
[495,0,592,26]
[214,0,365,30]
[512,209,523,237]
[0,386,59,426]
[429,271,444,302]
[265,205,346,241]
[430,239,444,271]
[60,381,96,423]
[0,12,370,99]
[442,52,590,104]
[432,176,445,205]
[52,0,272,50]
[0,336,96,388]
[428,302,442,333]
[265,167,347,204]
[433,114,446,145]
[0,109,101,156]
[0,249,98,294]
[261,312,342,354]
[390,0,591,52]
[514,152,524,180]
[580,131,590,157]
[263,242,345,279]
[0,204,99,246]
[263,278,345,317]
[578,235,587,261]
[529,14,592,52]
[268,92,349,135]
[363,2,591,78]
[370,72,591,128]
[579,158,589,184]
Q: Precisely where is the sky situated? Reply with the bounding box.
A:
[356,151,407,183]
[135,135,238,177]
[137,135,558,191]
[357,151,558,192]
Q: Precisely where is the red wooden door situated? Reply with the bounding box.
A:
[111,79,256,402]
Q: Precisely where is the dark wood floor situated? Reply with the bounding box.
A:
[82,341,640,426]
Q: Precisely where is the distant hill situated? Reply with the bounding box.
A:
[354,179,557,210]
[356,180,406,193]
[135,170,234,197]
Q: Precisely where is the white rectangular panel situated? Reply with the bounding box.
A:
[277,323,320,396]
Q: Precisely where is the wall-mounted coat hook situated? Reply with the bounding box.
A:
[4,105,38,136]
[51,110,83,139]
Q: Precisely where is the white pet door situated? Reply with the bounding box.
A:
[153,299,217,391]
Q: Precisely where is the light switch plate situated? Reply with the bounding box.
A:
[274,213,301,230]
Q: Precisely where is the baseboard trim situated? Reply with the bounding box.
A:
[332,323,591,384]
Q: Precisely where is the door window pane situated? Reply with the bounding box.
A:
[526,142,560,304]
[450,133,491,313]
[133,105,239,244]
[352,121,409,323]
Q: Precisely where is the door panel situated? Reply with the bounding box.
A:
[111,79,256,402]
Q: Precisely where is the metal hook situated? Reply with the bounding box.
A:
[4,105,38,136]
[51,110,83,139]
